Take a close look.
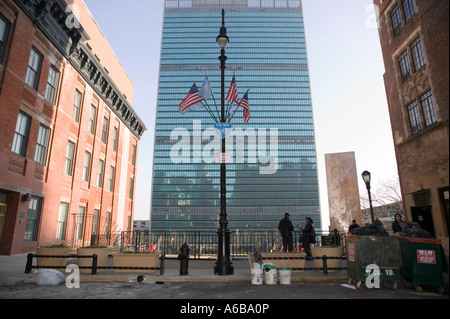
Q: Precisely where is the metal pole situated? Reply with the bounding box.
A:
[215,9,233,275]
[367,185,375,224]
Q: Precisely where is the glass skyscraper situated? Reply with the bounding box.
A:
[151,0,321,233]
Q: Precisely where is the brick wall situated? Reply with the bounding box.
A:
[0,0,140,254]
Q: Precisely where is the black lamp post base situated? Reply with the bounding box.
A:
[214,262,234,276]
[214,228,234,276]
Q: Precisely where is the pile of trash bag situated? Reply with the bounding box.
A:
[350,219,390,236]
[350,219,434,239]
[36,269,66,286]
[398,221,433,238]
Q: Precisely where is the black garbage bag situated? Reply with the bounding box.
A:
[398,222,433,238]
[350,219,389,236]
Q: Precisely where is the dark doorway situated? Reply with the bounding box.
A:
[411,206,435,238]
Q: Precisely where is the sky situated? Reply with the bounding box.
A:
[83,0,398,231]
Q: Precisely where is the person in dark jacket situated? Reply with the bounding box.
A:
[349,219,360,233]
[392,213,404,234]
[299,217,315,259]
[278,213,294,252]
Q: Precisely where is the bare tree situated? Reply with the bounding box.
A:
[360,174,403,221]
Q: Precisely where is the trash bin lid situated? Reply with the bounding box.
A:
[279,267,291,270]
[264,265,276,269]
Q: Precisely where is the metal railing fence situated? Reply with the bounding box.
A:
[112,230,345,259]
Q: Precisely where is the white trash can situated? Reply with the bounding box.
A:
[264,265,277,285]
[279,267,292,285]
[251,268,263,285]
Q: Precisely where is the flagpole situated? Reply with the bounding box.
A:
[193,78,219,123]
[225,100,232,121]
[228,88,250,123]
[206,72,221,120]
[202,101,219,123]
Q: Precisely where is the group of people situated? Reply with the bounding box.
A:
[278,213,315,258]
[278,213,407,257]
[348,213,405,234]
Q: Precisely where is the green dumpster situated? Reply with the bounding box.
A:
[346,235,401,289]
[399,237,447,292]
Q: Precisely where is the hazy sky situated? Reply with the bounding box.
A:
[83,0,397,230]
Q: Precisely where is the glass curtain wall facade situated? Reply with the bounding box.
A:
[151,0,321,233]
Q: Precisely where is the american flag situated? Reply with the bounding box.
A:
[240,92,250,123]
[226,76,239,104]
[179,83,204,112]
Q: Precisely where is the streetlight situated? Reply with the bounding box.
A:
[214,9,233,276]
[361,170,375,224]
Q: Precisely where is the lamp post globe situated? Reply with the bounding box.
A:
[362,170,371,184]
[361,170,375,224]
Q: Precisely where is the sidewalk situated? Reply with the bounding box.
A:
[0,254,348,285]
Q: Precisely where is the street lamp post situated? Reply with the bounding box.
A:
[361,170,375,224]
[214,9,233,276]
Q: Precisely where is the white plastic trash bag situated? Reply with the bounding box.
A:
[36,269,66,286]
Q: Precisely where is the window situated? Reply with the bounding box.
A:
[34,124,50,166]
[45,66,60,104]
[127,215,132,232]
[402,0,415,22]
[129,177,134,199]
[25,47,43,90]
[398,50,412,82]
[421,90,437,127]
[407,101,422,134]
[88,105,97,134]
[391,4,403,36]
[11,111,31,156]
[24,197,41,241]
[76,206,85,241]
[101,117,109,143]
[65,141,76,175]
[104,212,111,236]
[82,151,91,182]
[72,90,82,122]
[113,127,118,151]
[109,166,115,192]
[410,37,426,71]
[92,209,99,235]
[97,159,104,187]
[56,202,69,241]
[0,14,10,64]
[131,144,137,166]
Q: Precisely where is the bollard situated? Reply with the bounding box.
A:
[322,255,328,275]
[178,243,190,276]
[91,254,98,275]
[25,253,34,274]
[160,254,165,276]
[334,228,340,246]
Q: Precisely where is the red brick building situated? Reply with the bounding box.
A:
[0,0,146,255]
[373,0,448,254]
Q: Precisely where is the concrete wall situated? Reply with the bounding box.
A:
[325,152,362,233]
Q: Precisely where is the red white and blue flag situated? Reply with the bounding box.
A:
[240,91,250,123]
[226,76,239,121]
[179,83,204,113]
[226,76,239,104]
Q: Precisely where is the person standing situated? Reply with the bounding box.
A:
[392,213,404,234]
[349,219,360,233]
[278,213,294,252]
[300,217,315,259]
